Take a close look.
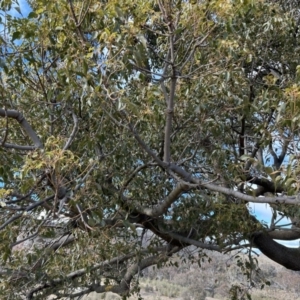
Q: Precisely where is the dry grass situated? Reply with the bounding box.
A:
[82,251,300,300]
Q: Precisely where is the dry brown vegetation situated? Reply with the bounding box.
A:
[124,251,300,300]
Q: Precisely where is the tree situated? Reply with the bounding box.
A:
[1,0,300,298]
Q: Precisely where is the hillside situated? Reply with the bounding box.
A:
[121,251,300,300]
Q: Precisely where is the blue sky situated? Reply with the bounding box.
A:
[12,0,31,17]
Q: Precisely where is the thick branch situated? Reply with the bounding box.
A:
[268,229,300,240]
[202,181,299,205]
[0,142,37,150]
[269,142,280,169]
[253,232,300,271]
[278,138,289,165]
[247,175,285,193]
[0,109,43,149]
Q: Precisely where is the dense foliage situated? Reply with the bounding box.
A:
[1,0,300,298]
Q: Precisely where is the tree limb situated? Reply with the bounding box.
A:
[133,182,190,217]
[0,142,38,150]
[166,163,300,205]
[252,231,300,270]
[268,229,300,240]
[26,245,173,299]
[0,109,43,149]
[63,111,79,150]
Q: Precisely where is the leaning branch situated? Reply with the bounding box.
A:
[92,254,171,296]
[201,181,300,205]
[26,245,172,299]
[59,249,180,299]
[253,232,300,271]
[267,229,300,240]
[167,163,300,205]
[0,109,43,149]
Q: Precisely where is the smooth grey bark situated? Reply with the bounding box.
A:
[253,232,300,271]
[268,229,300,240]
[0,108,43,149]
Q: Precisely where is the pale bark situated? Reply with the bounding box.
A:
[0,108,43,149]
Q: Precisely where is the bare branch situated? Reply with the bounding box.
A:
[74,162,97,191]
[0,213,23,231]
[92,255,170,295]
[10,217,48,249]
[130,62,169,79]
[48,234,75,251]
[77,0,91,27]
[269,142,280,169]
[29,234,75,272]
[200,181,300,205]
[76,204,94,230]
[163,13,177,163]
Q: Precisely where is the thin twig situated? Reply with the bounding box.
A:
[67,0,86,43]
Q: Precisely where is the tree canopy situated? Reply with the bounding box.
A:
[1,0,300,298]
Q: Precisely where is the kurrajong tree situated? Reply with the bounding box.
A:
[1,0,300,299]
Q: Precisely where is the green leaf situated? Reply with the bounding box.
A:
[12,31,21,41]
[28,12,37,19]
[14,6,22,15]
[285,178,296,188]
